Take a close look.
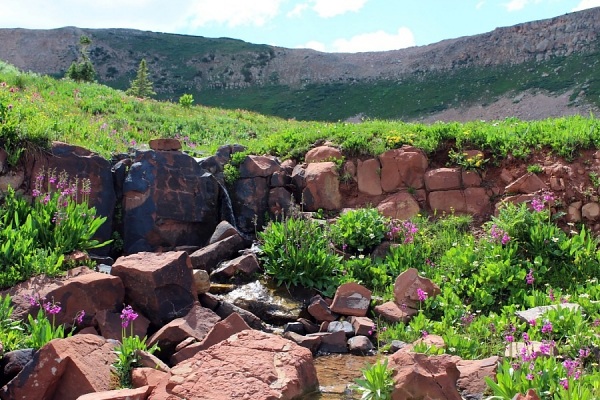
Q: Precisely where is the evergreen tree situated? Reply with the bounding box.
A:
[126,59,155,98]
[65,35,96,83]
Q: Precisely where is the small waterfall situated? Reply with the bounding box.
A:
[217,179,237,229]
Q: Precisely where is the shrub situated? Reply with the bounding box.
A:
[179,93,194,108]
[330,208,388,254]
[353,358,394,400]
[258,215,342,295]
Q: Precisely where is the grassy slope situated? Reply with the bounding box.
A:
[1,60,599,164]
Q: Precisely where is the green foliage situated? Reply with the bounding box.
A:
[447,148,487,170]
[258,215,342,295]
[223,163,240,185]
[589,172,600,188]
[0,294,25,351]
[0,170,110,289]
[527,164,544,174]
[353,358,394,400]
[26,305,67,349]
[126,59,155,98]
[330,208,389,253]
[65,35,96,83]
[179,93,194,108]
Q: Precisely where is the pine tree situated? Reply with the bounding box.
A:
[126,59,155,98]
[65,36,96,82]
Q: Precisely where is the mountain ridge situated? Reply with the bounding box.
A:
[0,7,599,121]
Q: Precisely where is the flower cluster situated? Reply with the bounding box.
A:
[488,224,510,245]
[416,288,428,302]
[525,269,535,285]
[120,305,139,329]
[388,220,419,244]
[531,191,555,212]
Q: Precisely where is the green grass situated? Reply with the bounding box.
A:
[1,59,599,163]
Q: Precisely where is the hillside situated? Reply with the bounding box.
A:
[0,7,599,121]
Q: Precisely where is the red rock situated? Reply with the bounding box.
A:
[348,316,375,336]
[1,334,117,400]
[347,336,374,355]
[309,331,348,354]
[465,187,491,215]
[301,162,342,211]
[170,312,251,365]
[462,170,483,187]
[373,301,417,323]
[131,367,170,389]
[456,356,499,398]
[357,158,382,195]
[393,268,441,308]
[505,172,548,194]
[513,389,542,400]
[158,330,318,400]
[111,251,197,327]
[95,309,150,341]
[330,282,371,317]
[305,146,343,163]
[379,147,428,192]
[307,295,338,322]
[239,155,281,178]
[189,234,246,272]
[425,168,462,191]
[149,138,182,151]
[77,386,153,400]
[7,266,124,328]
[388,352,462,400]
[283,331,321,354]
[268,186,295,218]
[402,334,446,353]
[428,189,467,214]
[148,302,220,358]
[377,192,420,220]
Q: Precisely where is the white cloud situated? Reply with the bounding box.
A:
[311,0,368,18]
[476,1,485,10]
[504,0,529,11]
[331,27,415,53]
[297,40,327,52]
[185,0,284,28]
[572,0,600,11]
[287,2,309,17]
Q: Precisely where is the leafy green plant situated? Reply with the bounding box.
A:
[589,172,600,188]
[527,164,544,174]
[447,149,488,171]
[330,208,388,254]
[353,358,394,400]
[0,294,25,351]
[179,93,194,108]
[112,305,159,389]
[23,295,84,349]
[258,214,342,295]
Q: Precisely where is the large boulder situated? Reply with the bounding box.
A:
[7,267,124,328]
[379,147,428,192]
[151,330,318,400]
[122,149,220,254]
[111,251,197,328]
[388,352,462,400]
[231,176,270,234]
[377,192,420,220]
[295,162,342,211]
[0,334,117,400]
[28,142,116,254]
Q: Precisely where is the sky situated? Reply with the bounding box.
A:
[1,0,599,53]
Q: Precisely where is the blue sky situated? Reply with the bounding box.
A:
[1,0,599,52]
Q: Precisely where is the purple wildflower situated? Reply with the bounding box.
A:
[76,310,85,325]
[526,269,535,285]
[120,305,139,328]
[541,321,553,334]
[559,379,569,390]
[416,288,428,302]
[43,301,61,315]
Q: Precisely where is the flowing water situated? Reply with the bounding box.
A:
[302,354,378,399]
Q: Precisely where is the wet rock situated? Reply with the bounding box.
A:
[189,234,246,272]
[111,251,197,328]
[1,334,117,400]
[192,269,211,294]
[327,321,354,336]
[283,331,322,354]
[311,331,348,354]
[307,295,338,322]
[330,282,371,317]
[298,318,320,334]
[221,280,303,325]
[231,176,270,234]
[284,322,306,335]
[214,300,266,330]
[209,220,240,244]
[347,336,374,355]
